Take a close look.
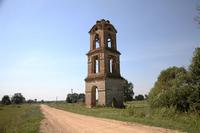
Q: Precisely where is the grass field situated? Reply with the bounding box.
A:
[0,104,43,133]
[49,101,200,133]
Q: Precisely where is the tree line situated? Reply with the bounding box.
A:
[1,93,25,105]
[0,93,45,105]
[148,47,200,113]
[65,82,147,104]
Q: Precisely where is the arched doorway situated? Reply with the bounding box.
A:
[91,86,98,107]
[112,97,117,107]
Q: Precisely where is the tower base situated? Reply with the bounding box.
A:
[85,78,125,108]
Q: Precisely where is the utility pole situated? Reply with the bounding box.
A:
[56,96,57,104]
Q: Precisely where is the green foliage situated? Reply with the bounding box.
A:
[1,95,11,105]
[11,93,25,104]
[195,7,200,25]
[188,86,200,113]
[78,93,85,102]
[127,105,136,115]
[124,80,134,101]
[66,93,85,103]
[154,107,177,118]
[149,47,200,112]
[190,47,200,84]
[135,94,144,101]
[149,66,189,97]
[188,48,200,113]
[148,66,192,111]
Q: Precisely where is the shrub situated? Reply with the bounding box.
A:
[188,85,200,114]
[127,105,136,116]
[126,104,146,117]
[158,107,177,118]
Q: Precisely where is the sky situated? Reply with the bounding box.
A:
[0,0,200,101]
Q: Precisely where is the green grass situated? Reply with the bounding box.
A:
[0,104,43,133]
[49,101,200,133]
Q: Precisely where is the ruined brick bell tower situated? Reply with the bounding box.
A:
[85,19,125,108]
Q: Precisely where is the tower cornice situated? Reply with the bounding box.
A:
[86,48,121,56]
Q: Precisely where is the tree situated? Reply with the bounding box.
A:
[27,99,34,104]
[190,48,200,84]
[195,7,200,25]
[66,93,86,103]
[78,93,85,102]
[41,100,44,103]
[148,48,200,112]
[148,66,191,111]
[66,93,79,103]
[148,66,190,99]
[11,93,25,104]
[124,80,134,102]
[189,47,200,112]
[66,94,72,103]
[71,93,79,103]
[34,99,37,103]
[135,94,144,101]
[1,95,11,105]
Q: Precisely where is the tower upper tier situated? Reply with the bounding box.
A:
[89,19,117,34]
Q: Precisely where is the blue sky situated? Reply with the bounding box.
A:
[0,0,200,101]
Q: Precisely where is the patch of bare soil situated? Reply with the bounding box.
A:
[40,105,184,133]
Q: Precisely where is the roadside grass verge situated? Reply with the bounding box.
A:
[0,104,43,133]
[48,101,200,133]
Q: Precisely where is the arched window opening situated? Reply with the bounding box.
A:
[109,58,113,73]
[95,58,99,73]
[93,56,100,74]
[107,34,112,48]
[107,38,112,48]
[94,34,100,49]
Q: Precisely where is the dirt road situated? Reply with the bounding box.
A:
[40,105,183,133]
